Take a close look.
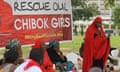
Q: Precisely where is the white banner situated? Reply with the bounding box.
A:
[5,0,72,15]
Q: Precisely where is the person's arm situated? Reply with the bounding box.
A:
[57,51,67,62]
[9,65,17,72]
[16,47,24,64]
[107,33,111,40]
[16,47,23,58]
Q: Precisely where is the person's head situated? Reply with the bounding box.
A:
[5,39,23,61]
[49,40,60,52]
[29,48,44,65]
[96,21,101,29]
[6,39,21,50]
[94,17,102,29]
[4,49,19,64]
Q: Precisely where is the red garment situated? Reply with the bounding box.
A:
[83,17,110,72]
[40,50,54,72]
[33,38,54,72]
[33,38,45,48]
[72,69,77,72]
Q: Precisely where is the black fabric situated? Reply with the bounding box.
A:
[92,57,103,69]
[47,48,67,64]
[0,59,4,65]
[30,48,44,64]
[79,43,84,57]
[4,49,19,63]
[94,33,98,38]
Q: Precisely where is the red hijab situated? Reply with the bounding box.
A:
[32,38,54,72]
[83,17,110,72]
[33,38,45,48]
[24,38,45,71]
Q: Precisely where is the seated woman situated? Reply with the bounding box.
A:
[5,39,24,64]
[0,49,19,72]
[32,38,54,72]
[47,40,68,71]
[14,48,43,72]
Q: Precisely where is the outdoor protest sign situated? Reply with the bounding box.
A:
[0,0,72,47]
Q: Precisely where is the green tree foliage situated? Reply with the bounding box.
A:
[114,6,120,27]
[71,0,87,8]
[88,3,100,17]
[71,0,78,7]
[72,3,100,21]
[104,0,115,8]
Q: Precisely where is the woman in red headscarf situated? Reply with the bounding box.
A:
[82,17,110,72]
[33,38,55,72]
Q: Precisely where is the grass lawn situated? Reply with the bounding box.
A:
[60,36,120,54]
[0,36,120,58]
